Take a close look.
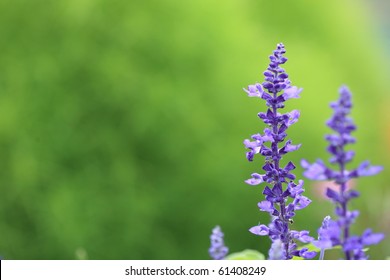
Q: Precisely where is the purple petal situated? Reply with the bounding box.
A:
[245,173,264,185]
[266,108,273,119]
[325,134,341,145]
[356,161,383,177]
[288,180,304,197]
[243,83,264,97]
[262,128,274,142]
[321,216,331,228]
[278,73,288,79]
[273,218,288,233]
[251,133,262,141]
[286,110,300,126]
[301,159,310,168]
[361,229,385,246]
[340,210,359,226]
[347,210,359,220]
[282,188,291,198]
[284,161,296,172]
[284,141,301,153]
[302,160,328,180]
[281,122,290,132]
[271,184,283,196]
[299,249,317,259]
[258,200,274,213]
[275,82,287,91]
[282,86,302,100]
[312,239,333,250]
[295,230,315,243]
[345,190,360,200]
[262,163,273,172]
[344,236,363,251]
[325,187,341,202]
[260,146,272,156]
[243,139,260,150]
[335,206,343,217]
[344,150,355,162]
[262,82,273,89]
[290,230,299,239]
[294,195,311,210]
[249,225,269,236]
[246,151,254,161]
[317,218,341,243]
[326,224,341,239]
[262,186,274,197]
[300,232,315,243]
[261,92,273,101]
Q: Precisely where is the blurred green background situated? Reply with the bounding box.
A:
[0,0,389,260]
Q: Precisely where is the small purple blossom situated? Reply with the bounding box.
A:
[290,230,315,243]
[282,86,302,100]
[258,201,274,214]
[294,248,317,259]
[302,86,384,259]
[209,226,229,260]
[243,43,316,260]
[249,225,270,236]
[245,173,264,185]
[312,216,341,250]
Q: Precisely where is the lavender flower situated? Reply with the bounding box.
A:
[244,43,316,260]
[209,226,229,260]
[302,86,384,259]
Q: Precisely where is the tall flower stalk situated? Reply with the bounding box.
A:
[243,43,315,260]
[208,226,228,260]
[302,86,384,259]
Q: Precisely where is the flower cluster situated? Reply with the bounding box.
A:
[302,86,384,259]
[243,43,316,260]
[209,226,229,260]
[208,45,385,261]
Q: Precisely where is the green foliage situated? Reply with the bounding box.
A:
[0,0,388,259]
[225,250,265,260]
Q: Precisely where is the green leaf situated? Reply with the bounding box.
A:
[225,249,266,260]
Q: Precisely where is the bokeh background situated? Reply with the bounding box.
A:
[0,0,389,260]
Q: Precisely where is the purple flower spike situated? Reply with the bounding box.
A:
[302,86,384,259]
[243,43,315,260]
[209,226,229,260]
